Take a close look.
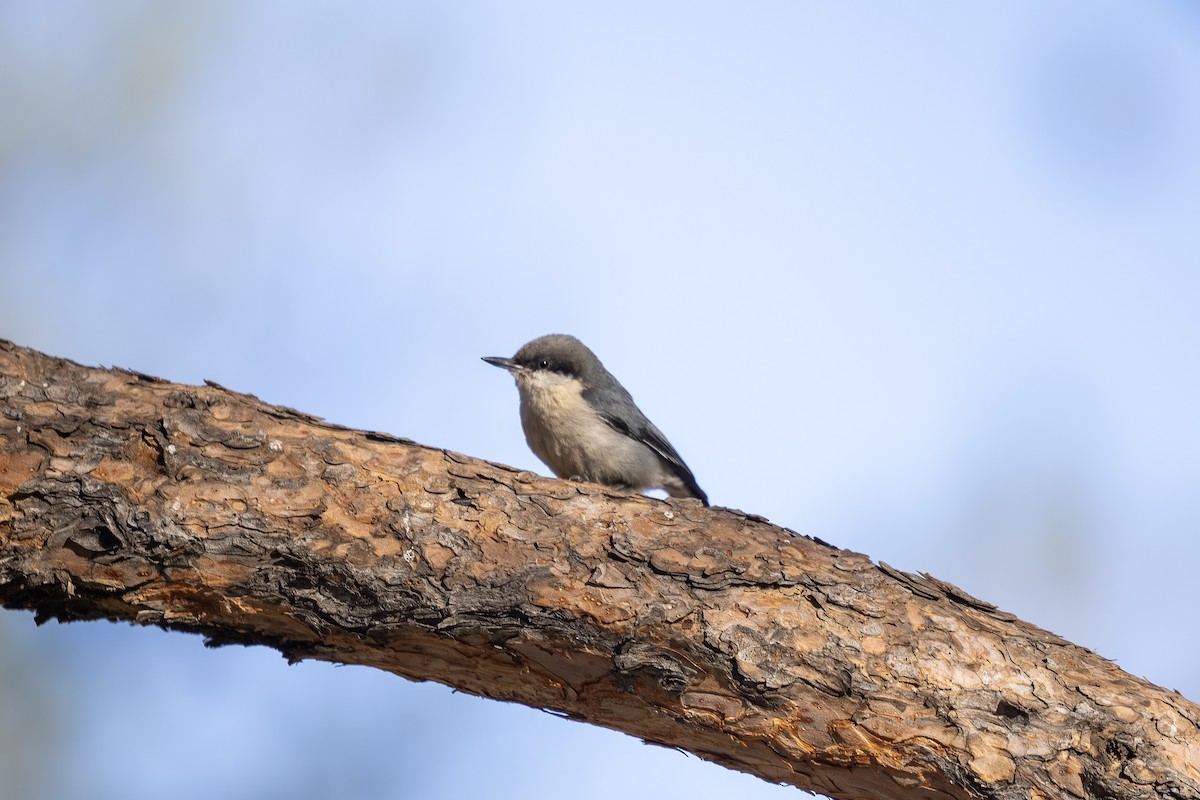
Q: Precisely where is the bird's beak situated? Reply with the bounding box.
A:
[482,356,521,371]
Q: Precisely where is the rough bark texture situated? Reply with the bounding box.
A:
[0,339,1197,800]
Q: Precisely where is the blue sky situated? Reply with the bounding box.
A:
[2,3,1198,798]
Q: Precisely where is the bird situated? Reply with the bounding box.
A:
[483,334,708,506]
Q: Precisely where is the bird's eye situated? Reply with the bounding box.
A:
[538,359,550,370]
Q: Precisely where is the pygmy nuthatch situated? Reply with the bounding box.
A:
[483,334,708,506]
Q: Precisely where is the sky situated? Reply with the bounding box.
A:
[1,2,1199,799]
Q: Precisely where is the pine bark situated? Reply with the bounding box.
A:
[0,338,1197,800]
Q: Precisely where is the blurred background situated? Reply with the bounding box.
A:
[2,2,1198,798]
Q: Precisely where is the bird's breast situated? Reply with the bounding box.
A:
[515,375,657,486]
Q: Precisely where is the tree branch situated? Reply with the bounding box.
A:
[0,338,1197,799]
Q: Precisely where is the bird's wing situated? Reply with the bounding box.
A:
[584,385,708,505]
